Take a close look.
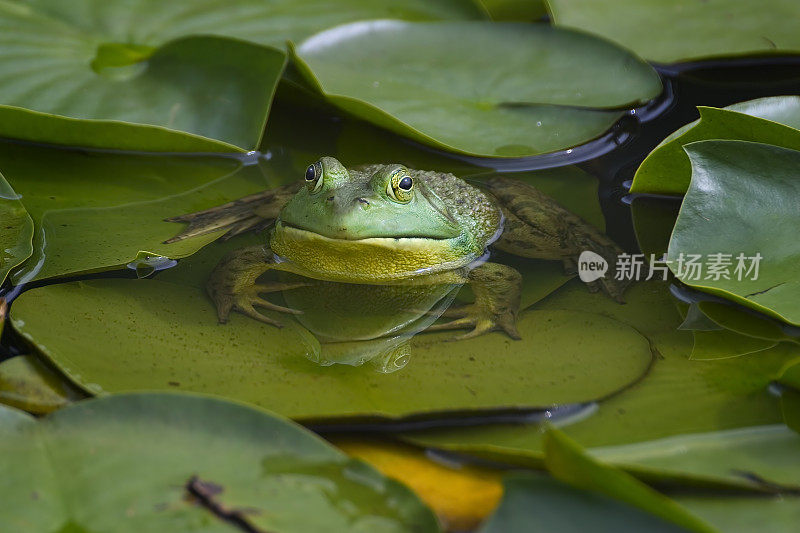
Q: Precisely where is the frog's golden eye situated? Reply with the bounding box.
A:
[305,161,324,192]
[387,170,414,203]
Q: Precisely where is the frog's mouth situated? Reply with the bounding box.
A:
[270,221,477,282]
[274,221,453,243]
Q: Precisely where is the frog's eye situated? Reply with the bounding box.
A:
[305,161,324,192]
[387,170,414,203]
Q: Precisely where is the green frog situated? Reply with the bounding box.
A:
[166,157,627,339]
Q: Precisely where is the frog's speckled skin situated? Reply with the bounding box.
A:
[167,157,627,339]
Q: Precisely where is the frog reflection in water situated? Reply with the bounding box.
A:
[166,157,627,340]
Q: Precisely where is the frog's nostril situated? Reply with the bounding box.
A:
[357,197,369,206]
[326,196,335,202]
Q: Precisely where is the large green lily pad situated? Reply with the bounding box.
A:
[402,281,800,487]
[293,21,661,157]
[0,0,482,150]
[667,141,800,326]
[548,0,800,63]
[0,392,438,532]
[10,233,652,420]
[630,96,800,195]
[0,170,32,284]
[0,140,274,282]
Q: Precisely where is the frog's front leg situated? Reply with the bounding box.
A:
[207,245,306,327]
[426,262,522,340]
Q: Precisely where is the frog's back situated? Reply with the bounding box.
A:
[414,169,502,247]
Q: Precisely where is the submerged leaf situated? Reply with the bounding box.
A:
[294,21,661,157]
[0,393,438,532]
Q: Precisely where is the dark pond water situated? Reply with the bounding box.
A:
[2,57,800,432]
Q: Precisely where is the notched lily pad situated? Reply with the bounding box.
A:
[0,141,273,282]
[667,140,800,326]
[293,20,661,157]
[0,392,438,532]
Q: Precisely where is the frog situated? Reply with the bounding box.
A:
[166,157,628,340]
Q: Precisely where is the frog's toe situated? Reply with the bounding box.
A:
[237,303,285,328]
[251,295,302,315]
[216,300,234,324]
[426,304,521,341]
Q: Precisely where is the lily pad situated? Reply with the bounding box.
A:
[0,140,272,282]
[293,21,661,157]
[0,170,32,284]
[630,96,800,195]
[547,0,800,63]
[667,141,800,326]
[9,234,652,420]
[0,392,438,532]
[0,0,483,150]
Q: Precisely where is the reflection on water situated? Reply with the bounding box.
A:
[282,275,462,372]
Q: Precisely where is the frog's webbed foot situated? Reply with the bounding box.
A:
[426,263,522,341]
[213,281,306,327]
[206,245,306,327]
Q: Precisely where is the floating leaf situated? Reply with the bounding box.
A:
[0,392,438,532]
[293,21,661,157]
[0,170,32,284]
[667,141,800,326]
[0,355,84,414]
[0,0,483,150]
[548,0,800,63]
[10,234,652,420]
[480,474,685,533]
[0,140,273,282]
[544,428,715,532]
[630,97,800,195]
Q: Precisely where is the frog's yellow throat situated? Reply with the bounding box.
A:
[269,222,478,283]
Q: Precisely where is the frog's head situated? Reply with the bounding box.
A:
[270,157,478,281]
